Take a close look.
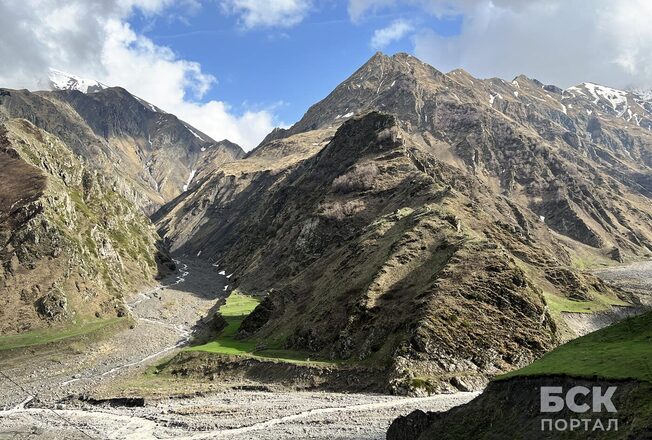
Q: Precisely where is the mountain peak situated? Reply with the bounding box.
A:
[357,51,392,71]
[391,52,415,61]
[264,52,446,143]
[511,74,543,87]
[48,68,108,93]
[360,51,428,71]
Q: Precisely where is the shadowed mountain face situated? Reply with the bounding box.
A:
[388,310,652,439]
[0,86,244,213]
[156,53,652,392]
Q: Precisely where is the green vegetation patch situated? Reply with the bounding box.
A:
[218,291,261,318]
[500,311,652,382]
[544,291,630,315]
[0,318,126,352]
[187,291,335,366]
[410,377,438,394]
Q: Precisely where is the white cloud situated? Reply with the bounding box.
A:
[371,19,413,49]
[351,0,652,90]
[220,0,312,29]
[348,0,395,23]
[101,20,279,149]
[172,101,279,150]
[348,0,541,20]
[0,0,278,149]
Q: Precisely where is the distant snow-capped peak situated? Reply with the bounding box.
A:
[631,88,652,102]
[48,68,108,93]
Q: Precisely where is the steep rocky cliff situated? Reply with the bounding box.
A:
[0,119,172,334]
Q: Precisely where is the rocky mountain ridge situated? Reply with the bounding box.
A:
[269,53,652,256]
[0,85,244,213]
[156,52,652,392]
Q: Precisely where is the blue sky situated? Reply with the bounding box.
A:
[130,2,462,125]
[2,1,650,149]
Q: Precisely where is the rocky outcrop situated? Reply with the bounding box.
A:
[0,119,171,334]
[35,288,68,320]
[238,295,277,336]
[387,377,652,440]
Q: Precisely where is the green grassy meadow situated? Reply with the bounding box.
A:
[500,311,652,382]
[543,291,631,315]
[0,317,126,352]
[187,291,335,366]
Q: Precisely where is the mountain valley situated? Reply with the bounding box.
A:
[155,53,652,393]
[1,52,651,439]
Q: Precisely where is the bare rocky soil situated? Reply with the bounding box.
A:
[562,305,646,337]
[594,261,652,306]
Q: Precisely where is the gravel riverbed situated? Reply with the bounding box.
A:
[0,259,476,439]
[3,260,647,439]
[1,259,223,409]
[0,390,478,439]
[594,260,652,306]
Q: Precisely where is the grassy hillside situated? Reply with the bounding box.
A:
[0,318,127,352]
[543,292,631,315]
[500,310,652,382]
[388,311,652,440]
[0,119,172,335]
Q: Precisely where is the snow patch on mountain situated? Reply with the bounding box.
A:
[582,83,628,115]
[48,68,107,93]
[564,82,646,121]
[631,88,652,101]
[184,125,205,141]
[182,169,197,192]
[631,89,652,117]
[489,92,503,106]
